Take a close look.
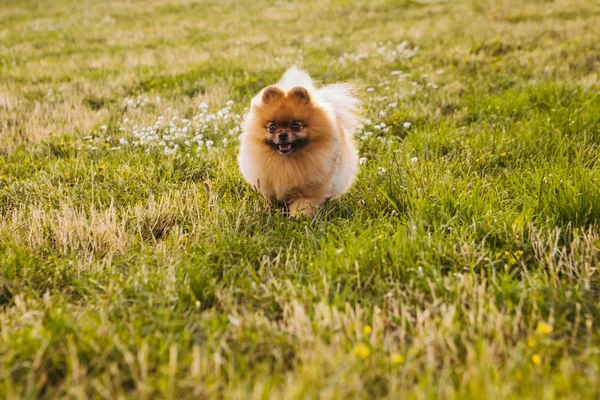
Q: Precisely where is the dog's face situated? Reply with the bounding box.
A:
[248,85,330,155]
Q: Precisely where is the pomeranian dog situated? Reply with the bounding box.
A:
[238,67,360,217]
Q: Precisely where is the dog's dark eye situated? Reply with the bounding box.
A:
[267,123,277,133]
[291,122,301,132]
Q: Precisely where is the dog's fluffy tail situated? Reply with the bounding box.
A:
[278,66,315,92]
[316,83,361,135]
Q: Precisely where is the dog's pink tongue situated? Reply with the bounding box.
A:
[279,144,291,151]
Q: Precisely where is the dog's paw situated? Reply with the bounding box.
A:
[288,198,318,219]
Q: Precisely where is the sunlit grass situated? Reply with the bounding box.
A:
[1,0,600,398]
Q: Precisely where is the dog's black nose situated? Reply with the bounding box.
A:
[278,132,289,142]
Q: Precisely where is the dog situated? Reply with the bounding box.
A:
[238,67,360,217]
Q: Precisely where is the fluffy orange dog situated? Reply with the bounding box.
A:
[238,67,360,217]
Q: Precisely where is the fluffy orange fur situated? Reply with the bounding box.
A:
[238,67,360,217]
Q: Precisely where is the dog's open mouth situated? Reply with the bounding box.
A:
[278,143,293,154]
[266,139,308,155]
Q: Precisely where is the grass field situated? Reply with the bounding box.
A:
[1,0,600,398]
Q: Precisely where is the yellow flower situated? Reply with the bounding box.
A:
[501,152,507,157]
[99,164,105,171]
[391,353,405,365]
[504,250,523,265]
[353,343,370,359]
[535,321,553,335]
[531,354,542,365]
[527,337,537,348]
[515,250,524,258]
[362,325,372,336]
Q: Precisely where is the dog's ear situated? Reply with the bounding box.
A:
[289,86,310,104]
[261,85,284,104]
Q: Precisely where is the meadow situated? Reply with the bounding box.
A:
[1,0,600,398]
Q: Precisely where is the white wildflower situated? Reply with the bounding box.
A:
[164,147,177,156]
[359,157,367,165]
[411,157,418,163]
[366,87,375,92]
[93,98,242,155]
[403,122,412,129]
[378,167,386,175]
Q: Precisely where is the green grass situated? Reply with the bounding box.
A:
[1,0,600,398]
